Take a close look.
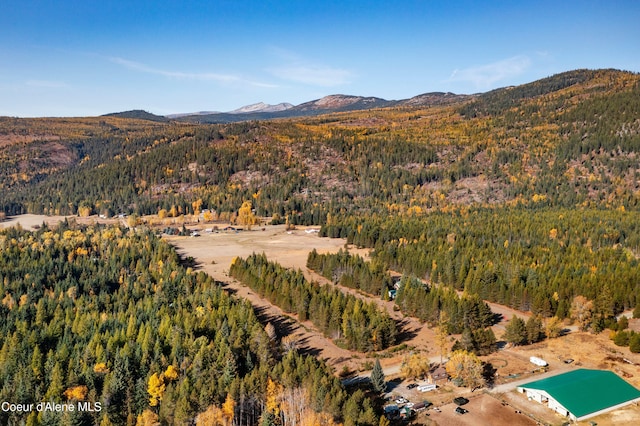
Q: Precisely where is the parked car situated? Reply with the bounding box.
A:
[455,407,469,415]
[394,397,408,404]
[564,358,574,364]
[407,383,419,389]
[413,400,432,411]
[453,397,469,406]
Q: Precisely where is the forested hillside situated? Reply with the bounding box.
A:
[0,224,375,425]
[1,69,639,220]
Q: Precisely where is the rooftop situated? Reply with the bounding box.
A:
[518,369,640,419]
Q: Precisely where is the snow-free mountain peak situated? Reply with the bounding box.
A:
[229,102,294,114]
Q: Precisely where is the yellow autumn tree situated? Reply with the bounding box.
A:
[266,378,283,417]
[78,205,92,217]
[136,409,160,426]
[99,415,115,426]
[221,394,235,426]
[192,198,203,216]
[164,365,179,382]
[545,316,563,339]
[400,353,431,380]
[63,385,88,401]
[93,363,109,374]
[301,410,342,426]
[571,295,594,331]
[147,373,166,406]
[237,200,257,230]
[445,350,484,389]
[196,405,224,426]
[436,311,450,365]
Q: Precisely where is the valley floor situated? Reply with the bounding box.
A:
[6,214,640,425]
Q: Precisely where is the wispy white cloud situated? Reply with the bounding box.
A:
[446,55,531,89]
[109,57,277,88]
[266,47,353,87]
[26,80,68,88]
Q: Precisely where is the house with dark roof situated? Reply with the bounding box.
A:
[430,365,448,382]
[517,369,640,421]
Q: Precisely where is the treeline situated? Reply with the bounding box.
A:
[612,321,640,353]
[459,69,599,118]
[321,206,640,319]
[229,253,397,352]
[394,276,494,333]
[306,249,392,297]
[306,249,495,333]
[0,224,378,426]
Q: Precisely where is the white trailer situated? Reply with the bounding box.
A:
[530,356,548,367]
[417,384,437,392]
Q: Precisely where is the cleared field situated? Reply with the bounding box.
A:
[166,225,361,365]
[0,214,72,229]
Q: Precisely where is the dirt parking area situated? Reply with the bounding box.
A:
[425,393,536,426]
[591,407,640,426]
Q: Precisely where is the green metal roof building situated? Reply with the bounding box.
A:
[517,369,640,421]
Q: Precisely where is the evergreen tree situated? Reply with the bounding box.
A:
[525,316,544,344]
[504,316,527,346]
[458,328,476,352]
[618,316,629,331]
[630,334,640,353]
[370,359,386,394]
[260,411,277,426]
[473,328,497,355]
[614,331,631,347]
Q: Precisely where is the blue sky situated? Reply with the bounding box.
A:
[1,0,638,117]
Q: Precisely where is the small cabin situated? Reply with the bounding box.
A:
[431,366,448,382]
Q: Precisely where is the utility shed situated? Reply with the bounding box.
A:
[517,369,640,421]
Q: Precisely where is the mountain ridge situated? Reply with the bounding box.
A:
[229,102,294,114]
[102,69,637,124]
[2,68,640,216]
[172,92,471,123]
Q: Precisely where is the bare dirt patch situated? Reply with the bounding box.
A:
[594,407,640,426]
[0,214,72,230]
[427,393,536,426]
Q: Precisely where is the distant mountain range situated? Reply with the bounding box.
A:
[228,102,294,114]
[106,92,468,123]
